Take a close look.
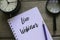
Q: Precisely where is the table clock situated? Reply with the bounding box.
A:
[0,0,21,17]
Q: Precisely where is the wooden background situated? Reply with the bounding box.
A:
[0,0,60,40]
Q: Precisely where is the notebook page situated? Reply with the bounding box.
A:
[8,7,53,40]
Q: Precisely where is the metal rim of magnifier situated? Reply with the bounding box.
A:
[45,0,60,16]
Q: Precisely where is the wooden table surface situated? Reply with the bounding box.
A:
[0,0,60,40]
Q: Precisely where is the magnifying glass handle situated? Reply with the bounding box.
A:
[53,16,56,34]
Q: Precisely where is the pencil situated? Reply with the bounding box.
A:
[42,23,48,40]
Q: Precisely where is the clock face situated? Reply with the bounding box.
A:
[0,0,17,12]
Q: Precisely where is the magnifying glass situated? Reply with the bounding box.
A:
[46,0,60,34]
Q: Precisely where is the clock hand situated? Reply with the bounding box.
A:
[6,0,17,3]
[7,1,17,3]
[6,0,9,4]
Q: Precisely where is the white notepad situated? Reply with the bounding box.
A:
[8,7,53,40]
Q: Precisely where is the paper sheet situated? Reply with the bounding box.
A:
[8,7,53,40]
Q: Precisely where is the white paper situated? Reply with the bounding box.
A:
[8,7,53,40]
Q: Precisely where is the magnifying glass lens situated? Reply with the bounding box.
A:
[47,0,60,14]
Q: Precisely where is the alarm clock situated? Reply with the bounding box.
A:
[0,0,21,17]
